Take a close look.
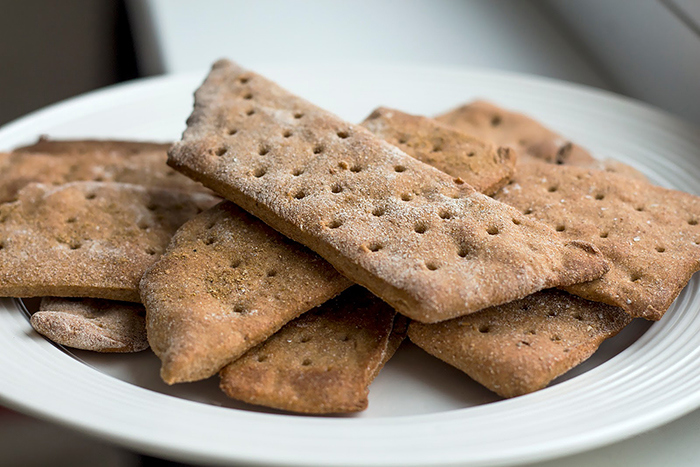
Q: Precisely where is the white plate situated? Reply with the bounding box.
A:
[0,63,699,467]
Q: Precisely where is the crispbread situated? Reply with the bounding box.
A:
[0,181,217,301]
[31,297,148,353]
[435,100,647,181]
[361,107,516,195]
[435,100,596,166]
[14,137,169,155]
[219,287,405,413]
[168,59,609,323]
[0,139,209,203]
[408,289,631,398]
[495,159,700,320]
[140,201,351,384]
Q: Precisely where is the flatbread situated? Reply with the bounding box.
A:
[140,201,351,384]
[436,100,647,180]
[361,107,516,195]
[408,289,631,397]
[168,59,609,323]
[31,297,148,353]
[220,286,406,413]
[0,139,209,203]
[0,181,217,301]
[495,159,700,320]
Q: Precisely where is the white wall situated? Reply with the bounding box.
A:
[129,0,609,89]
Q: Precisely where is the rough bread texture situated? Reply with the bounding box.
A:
[435,100,596,166]
[140,201,351,384]
[0,181,217,301]
[408,289,631,398]
[361,107,516,195]
[436,100,647,181]
[31,297,148,353]
[219,287,406,413]
[0,139,210,204]
[495,159,700,320]
[168,59,609,323]
[15,137,169,155]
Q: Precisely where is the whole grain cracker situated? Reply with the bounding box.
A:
[436,100,648,181]
[219,286,405,413]
[0,181,217,301]
[408,289,630,398]
[495,159,700,320]
[0,139,209,203]
[361,107,516,195]
[31,297,148,353]
[140,201,351,384]
[168,59,609,323]
[435,100,596,166]
[14,137,169,156]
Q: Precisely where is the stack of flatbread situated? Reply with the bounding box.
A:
[3,60,700,413]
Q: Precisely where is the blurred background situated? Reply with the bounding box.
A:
[1,0,699,127]
[0,1,699,466]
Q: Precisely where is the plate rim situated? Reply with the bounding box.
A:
[1,63,700,467]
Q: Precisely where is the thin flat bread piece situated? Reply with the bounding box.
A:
[408,289,631,398]
[31,297,148,353]
[435,100,596,166]
[168,59,609,323]
[14,137,169,155]
[436,100,648,181]
[220,287,406,413]
[0,181,217,302]
[494,160,700,320]
[140,201,352,384]
[360,107,516,195]
[0,139,209,204]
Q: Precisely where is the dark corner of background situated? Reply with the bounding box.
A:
[0,0,141,126]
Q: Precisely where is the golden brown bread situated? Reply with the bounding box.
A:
[220,287,405,413]
[361,107,516,195]
[168,59,610,323]
[408,290,631,397]
[0,181,217,301]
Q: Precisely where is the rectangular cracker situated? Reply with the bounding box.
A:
[360,107,516,195]
[435,100,596,166]
[219,286,406,413]
[168,59,609,323]
[435,100,647,181]
[408,289,631,398]
[494,159,700,320]
[140,201,352,384]
[0,181,217,301]
[31,297,148,353]
[0,139,210,204]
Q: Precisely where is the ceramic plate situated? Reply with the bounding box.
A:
[0,63,699,467]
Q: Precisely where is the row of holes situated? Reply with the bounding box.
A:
[475,324,564,343]
[542,184,700,225]
[395,135,477,158]
[218,125,350,159]
[198,233,279,275]
[54,236,158,256]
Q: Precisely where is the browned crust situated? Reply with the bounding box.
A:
[361,107,516,195]
[435,100,595,166]
[494,159,700,320]
[0,140,210,204]
[219,287,404,413]
[140,201,351,384]
[408,290,631,398]
[168,59,609,323]
[0,181,217,301]
[31,297,148,353]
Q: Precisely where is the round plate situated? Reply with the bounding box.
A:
[0,63,699,467]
